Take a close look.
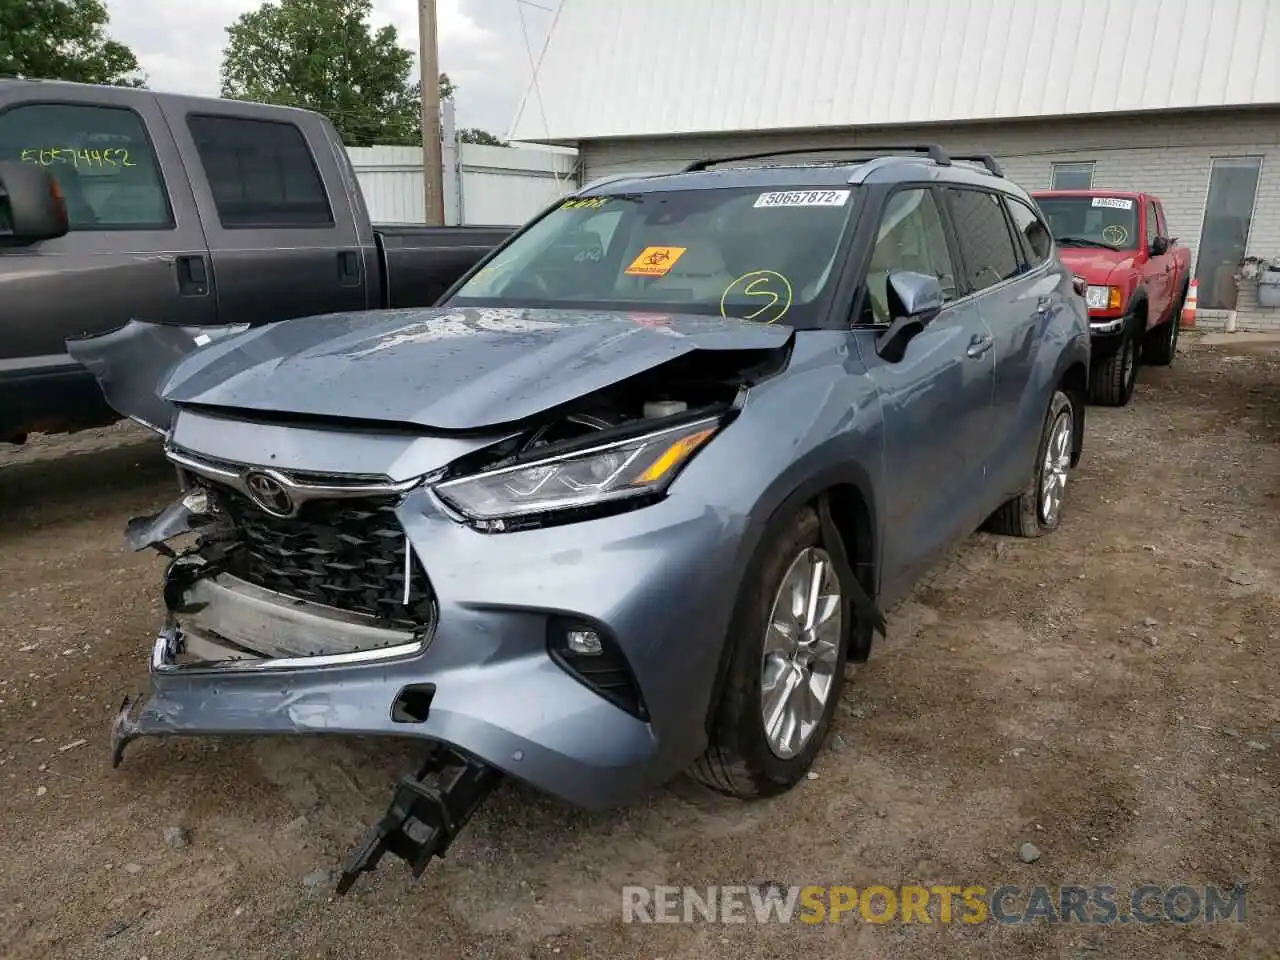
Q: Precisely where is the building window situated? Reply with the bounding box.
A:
[1050,162,1095,190]
[1195,156,1263,310]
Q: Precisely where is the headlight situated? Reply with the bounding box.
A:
[434,416,722,528]
[1085,285,1123,311]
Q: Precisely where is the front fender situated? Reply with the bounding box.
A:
[65,320,250,433]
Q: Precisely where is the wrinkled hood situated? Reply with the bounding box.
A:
[152,306,791,430]
[1056,247,1135,283]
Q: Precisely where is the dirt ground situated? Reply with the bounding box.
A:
[1,333,1277,960]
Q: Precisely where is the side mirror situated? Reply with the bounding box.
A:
[0,161,70,244]
[875,270,944,363]
[1149,235,1170,257]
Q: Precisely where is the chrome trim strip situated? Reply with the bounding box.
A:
[167,448,421,509]
[151,630,427,674]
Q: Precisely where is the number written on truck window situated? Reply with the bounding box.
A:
[0,103,173,230]
[186,115,334,229]
[945,189,1021,292]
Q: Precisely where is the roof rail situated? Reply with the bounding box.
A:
[680,144,952,173]
[950,153,1004,177]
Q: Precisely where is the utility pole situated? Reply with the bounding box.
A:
[417,0,445,225]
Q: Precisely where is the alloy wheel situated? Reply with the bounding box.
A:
[1039,409,1073,525]
[760,547,842,759]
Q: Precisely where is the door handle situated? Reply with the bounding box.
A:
[175,254,209,297]
[966,333,994,359]
[338,250,361,287]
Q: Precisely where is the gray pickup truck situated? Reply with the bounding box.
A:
[0,79,513,445]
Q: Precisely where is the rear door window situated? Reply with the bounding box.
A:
[186,115,333,228]
[0,102,172,230]
[945,188,1022,293]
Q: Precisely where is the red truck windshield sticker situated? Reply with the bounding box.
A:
[1091,197,1134,210]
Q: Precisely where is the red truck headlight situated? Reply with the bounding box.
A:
[1083,284,1123,311]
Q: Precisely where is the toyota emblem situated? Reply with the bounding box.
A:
[244,470,294,516]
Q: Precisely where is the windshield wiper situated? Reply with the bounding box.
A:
[1056,235,1118,250]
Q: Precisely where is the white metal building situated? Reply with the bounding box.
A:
[510,0,1280,330]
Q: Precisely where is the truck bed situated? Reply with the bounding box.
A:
[376,225,515,308]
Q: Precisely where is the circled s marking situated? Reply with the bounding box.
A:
[720,270,794,324]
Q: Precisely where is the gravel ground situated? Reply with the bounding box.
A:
[1,333,1277,960]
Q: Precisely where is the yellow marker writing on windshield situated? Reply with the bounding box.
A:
[720,270,794,324]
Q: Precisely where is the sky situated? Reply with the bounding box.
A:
[102,0,560,138]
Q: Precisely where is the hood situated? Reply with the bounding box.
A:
[87,307,792,432]
[1055,247,1135,282]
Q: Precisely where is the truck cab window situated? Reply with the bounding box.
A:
[0,103,172,230]
[945,188,1021,292]
[187,115,334,229]
[859,188,956,325]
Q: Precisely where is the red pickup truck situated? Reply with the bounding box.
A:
[1031,190,1191,406]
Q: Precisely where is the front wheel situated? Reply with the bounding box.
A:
[690,506,851,798]
[985,389,1076,538]
[1088,325,1139,406]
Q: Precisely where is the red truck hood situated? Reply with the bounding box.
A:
[1056,247,1135,282]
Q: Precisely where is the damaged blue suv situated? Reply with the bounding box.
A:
[69,144,1090,893]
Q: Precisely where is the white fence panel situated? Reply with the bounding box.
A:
[347,143,577,226]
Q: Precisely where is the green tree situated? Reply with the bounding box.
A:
[220,0,453,147]
[458,128,508,147]
[0,0,145,86]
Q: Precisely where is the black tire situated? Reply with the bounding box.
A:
[690,506,851,798]
[985,389,1075,538]
[1088,320,1139,406]
[1143,287,1184,367]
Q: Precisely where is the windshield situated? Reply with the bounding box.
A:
[448,186,858,327]
[1035,195,1139,250]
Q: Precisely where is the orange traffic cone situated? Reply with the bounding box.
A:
[1181,279,1198,328]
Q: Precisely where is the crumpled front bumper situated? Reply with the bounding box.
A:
[114,477,749,810]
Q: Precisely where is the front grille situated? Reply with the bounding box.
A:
[215,488,435,629]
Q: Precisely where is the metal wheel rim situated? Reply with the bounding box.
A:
[760,547,842,759]
[1123,336,1136,388]
[1039,409,1073,525]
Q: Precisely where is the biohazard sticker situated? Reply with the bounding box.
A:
[624,246,687,277]
[754,190,850,208]
[1091,197,1134,210]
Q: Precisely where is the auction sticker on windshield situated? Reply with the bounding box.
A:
[625,246,688,277]
[1091,197,1134,210]
[754,190,850,208]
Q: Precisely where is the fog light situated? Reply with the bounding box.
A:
[566,629,603,655]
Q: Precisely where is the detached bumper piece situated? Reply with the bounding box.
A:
[335,741,503,895]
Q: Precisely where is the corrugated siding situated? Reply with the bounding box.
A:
[579,108,1280,332]
[509,0,1280,142]
[347,143,577,225]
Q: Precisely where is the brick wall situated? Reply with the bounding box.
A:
[581,108,1280,331]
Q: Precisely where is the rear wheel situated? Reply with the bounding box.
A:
[690,506,850,798]
[1144,288,1184,367]
[985,389,1075,538]
[1088,322,1139,406]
